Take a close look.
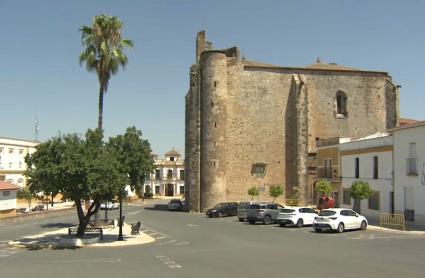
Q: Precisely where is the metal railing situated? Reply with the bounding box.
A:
[379,213,405,231]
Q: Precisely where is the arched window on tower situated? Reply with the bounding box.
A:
[335,91,348,118]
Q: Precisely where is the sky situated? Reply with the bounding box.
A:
[1,0,424,157]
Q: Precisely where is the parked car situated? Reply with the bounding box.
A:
[276,207,318,227]
[168,199,183,211]
[247,203,284,225]
[313,208,368,233]
[100,201,119,210]
[206,202,238,218]
[237,202,251,222]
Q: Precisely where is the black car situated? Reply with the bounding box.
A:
[206,202,238,218]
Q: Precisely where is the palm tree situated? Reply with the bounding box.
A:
[79,14,133,131]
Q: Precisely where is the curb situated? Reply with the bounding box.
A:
[368,225,425,235]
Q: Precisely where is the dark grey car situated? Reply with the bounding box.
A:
[237,202,251,222]
[247,203,284,225]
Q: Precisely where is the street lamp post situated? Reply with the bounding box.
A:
[117,192,124,241]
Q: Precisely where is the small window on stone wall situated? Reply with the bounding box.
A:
[343,189,351,205]
[251,162,267,178]
[335,91,348,118]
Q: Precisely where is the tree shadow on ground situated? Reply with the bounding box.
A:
[40,222,76,228]
[143,204,170,211]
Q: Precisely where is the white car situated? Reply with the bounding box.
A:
[276,207,318,227]
[313,208,368,233]
[100,201,119,210]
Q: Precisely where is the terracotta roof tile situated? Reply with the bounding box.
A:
[0,181,20,191]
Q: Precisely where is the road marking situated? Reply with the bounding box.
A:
[158,240,177,246]
[156,236,167,240]
[140,224,172,238]
[174,241,189,246]
[155,254,182,269]
[127,211,142,215]
[188,224,198,227]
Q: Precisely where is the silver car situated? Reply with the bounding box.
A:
[237,202,251,222]
[247,203,284,225]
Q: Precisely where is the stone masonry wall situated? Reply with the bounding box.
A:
[186,56,398,211]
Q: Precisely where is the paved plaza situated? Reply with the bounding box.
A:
[0,199,424,278]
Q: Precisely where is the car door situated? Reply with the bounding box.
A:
[267,204,277,219]
[303,208,317,225]
[340,210,356,228]
[347,209,361,228]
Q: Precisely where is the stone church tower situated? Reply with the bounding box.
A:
[185,31,399,212]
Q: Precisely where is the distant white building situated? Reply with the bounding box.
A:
[0,137,39,188]
[143,149,185,197]
[0,180,20,218]
[391,122,425,224]
[339,133,394,220]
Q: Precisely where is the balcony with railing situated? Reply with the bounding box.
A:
[316,166,340,183]
[406,157,417,175]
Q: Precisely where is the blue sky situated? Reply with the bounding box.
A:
[1,0,424,157]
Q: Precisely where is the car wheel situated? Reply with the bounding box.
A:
[238,218,244,222]
[263,215,271,225]
[216,212,222,218]
[360,220,367,230]
[337,223,345,233]
[315,228,322,233]
[296,219,304,228]
[279,223,286,227]
[249,220,255,224]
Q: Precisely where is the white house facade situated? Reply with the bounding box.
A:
[0,137,39,188]
[339,134,394,220]
[392,123,425,224]
[143,149,185,197]
[0,180,20,218]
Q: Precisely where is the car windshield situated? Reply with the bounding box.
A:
[170,199,181,204]
[281,209,295,213]
[318,210,337,216]
[213,203,224,209]
[249,204,266,209]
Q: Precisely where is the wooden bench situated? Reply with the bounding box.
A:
[131,221,141,235]
[68,227,103,240]
[16,208,27,214]
[32,205,45,212]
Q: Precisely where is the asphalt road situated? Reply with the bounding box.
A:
[1,199,424,278]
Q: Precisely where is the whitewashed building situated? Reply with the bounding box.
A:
[0,137,39,188]
[143,149,185,197]
[392,122,425,224]
[339,133,394,220]
[0,180,20,218]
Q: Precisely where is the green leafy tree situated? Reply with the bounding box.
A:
[349,180,373,213]
[107,127,154,240]
[25,129,127,237]
[17,187,33,211]
[107,127,154,197]
[315,179,333,196]
[247,187,259,201]
[79,14,133,131]
[269,185,284,203]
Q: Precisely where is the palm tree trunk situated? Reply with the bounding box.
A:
[98,86,104,131]
[94,85,104,227]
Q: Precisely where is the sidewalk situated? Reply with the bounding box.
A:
[367,217,425,235]
[8,223,155,249]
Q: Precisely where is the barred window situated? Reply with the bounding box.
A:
[251,162,267,178]
[368,191,380,210]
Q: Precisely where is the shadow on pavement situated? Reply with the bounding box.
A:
[40,222,76,228]
[144,204,170,211]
